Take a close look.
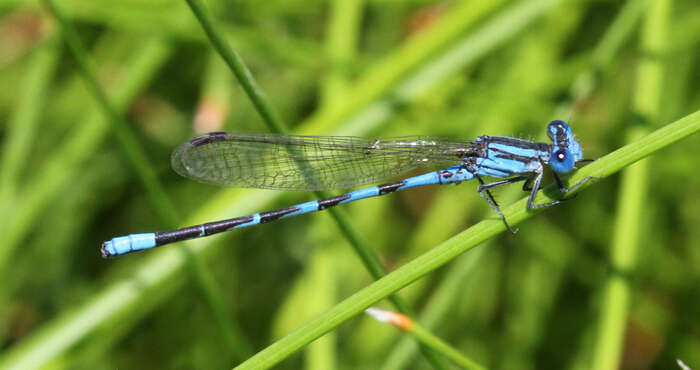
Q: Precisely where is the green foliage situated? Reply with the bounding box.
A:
[0,0,698,369]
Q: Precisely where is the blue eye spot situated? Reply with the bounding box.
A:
[550,148,575,173]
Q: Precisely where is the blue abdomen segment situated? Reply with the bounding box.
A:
[100,167,475,257]
[101,233,156,258]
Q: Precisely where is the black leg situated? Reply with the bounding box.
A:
[475,176,500,208]
[522,175,536,191]
[553,171,599,194]
[476,175,529,233]
[478,175,530,192]
[526,171,567,209]
[529,171,600,209]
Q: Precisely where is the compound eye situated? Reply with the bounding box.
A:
[550,148,575,173]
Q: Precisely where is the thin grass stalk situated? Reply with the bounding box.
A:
[380,247,487,370]
[366,308,486,370]
[44,0,247,361]
[407,321,486,370]
[303,248,338,370]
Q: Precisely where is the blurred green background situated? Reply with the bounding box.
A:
[0,0,698,369]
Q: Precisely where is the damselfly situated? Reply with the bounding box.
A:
[102,120,596,257]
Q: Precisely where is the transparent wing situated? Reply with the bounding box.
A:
[171,132,472,191]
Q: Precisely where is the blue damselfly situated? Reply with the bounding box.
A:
[102,120,596,257]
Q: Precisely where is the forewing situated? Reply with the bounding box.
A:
[171,132,470,191]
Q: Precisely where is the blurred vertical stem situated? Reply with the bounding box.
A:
[590,0,670,369]
[304,248,338,370]
[41,0,249,360]
[320,0,364,109]
[556,0,649,117]
[407,322,486,370]
[0,37,58,215]
[0,36,171,269]
[367,308,486,370]
[316,0,423,316]
[380,247,487,370]
[0,37,59,312]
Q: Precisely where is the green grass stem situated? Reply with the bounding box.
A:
[380,247,487,370]
[367,307,486,370]
[407,321,486,370]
